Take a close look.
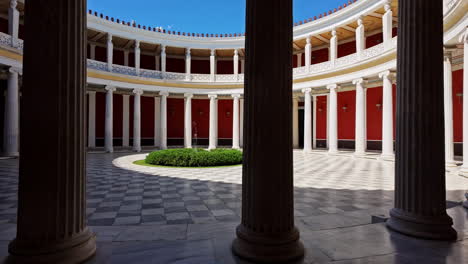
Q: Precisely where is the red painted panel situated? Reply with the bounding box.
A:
[141,54,156,70]
[18,24,24,39]
[87,44,90,59]
[95,46,106,62]
[0,18,7,34]
[392,27,398,37]
[141,96,155,138]
[192,59,210,74]
[366,87,382,140]
[128,52,135,67]
[113,94,123,138]
[293,54,298,68]
[96,92,105,138]
[191,99,209,138]
[316,95,328,139]
[338,41,356,58]
[218,100,233,138]
[453,69,463,142]
[366,32,383,48]
[337,91,356,139]
[217,60,234,74]
[167,98,184,138]
[167,58,185,73]
[312,48,329,64]
[113,50,124,66]
[129,95,134,137]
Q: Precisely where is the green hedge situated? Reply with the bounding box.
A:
[145,148,243,167]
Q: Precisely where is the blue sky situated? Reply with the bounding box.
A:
[88,0,348,34]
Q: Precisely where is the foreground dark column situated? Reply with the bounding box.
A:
[232,0,304,262]
[8,0,97,263]
[387,0,457,240]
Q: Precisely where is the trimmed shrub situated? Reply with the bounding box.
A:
[145,148,243,167]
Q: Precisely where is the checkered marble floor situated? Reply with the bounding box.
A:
[0,150,466,227]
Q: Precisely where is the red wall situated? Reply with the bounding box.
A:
[167,58,185,73]
[218,100,233,138]
[217,60,234,74]
[113,94,123,138]
[453,69,463,142]
[366,32,383,48]
[338,41,356,58]
[366,87,383,140]
[312,48,329,64]
[192,59,210,74]
[316,95,328,139]
[113,50,124,66]
[167,98,184,138]
[95,46,106,62]
[141,54,155,70]
[337,91,356,139]
[0,18,8,34]
[96,92,105,138]
[191,99,210,138]
[141,96,155,138]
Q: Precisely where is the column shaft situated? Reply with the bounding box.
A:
[303,89,312,152]
[444,51,455,166]
[387,0,456,241]
[3,68,20,156]
[107,33,113,71]
[330,30,337,63]
[210,49,216,81]
[8,0,19,45]
[232,94,240,149]
[87,91,96,148]
[292,96,299,149]
[135,40,141,75]
[104,86,115,153]
[133,89,142,152]
[185,49,191,81]
[9,0,96,261]
[208,95,218,150]
[161,46,167,74]
[328,84,338,153]
[354,79,366,156]
[234,50,239,76]
[232,0,304,261]
[305,37,311,72]
[184,93,193,148]
[383,3,393,50]
[240,98,244,148]
[460,30,468,174]
[356,19,365,58]
[160,92,169,149]
[312,95,317,149]
[380,71,394,159]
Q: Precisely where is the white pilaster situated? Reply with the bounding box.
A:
[383,2,393,50]
[90,44,96,60]
[3,67,20,156]
[303,88,312,152]
[312,95,317,149]
[185,48,191,81]
[296,53,302,68]
[161,45,167,74]
[356,18,366,58]
[122,94,130,147]
[330,29,338,64]
[87,91,96,148]
[354,78,366,156]
[292,96,299,149]
[124,50,129,66]
[154,97,161,148]
[8,0,19,47]
[305,36,312,72]
[210,49,216,82]
[160,91,169,150]
[135,40,141,75]
[379,70,395,160]
[328,84,339,154]
[184,93,193,148]
[240,98,244,148]
[444,50,456,166]
[133,89,143,152]
[107,33,113,71]
[459,30,468,174]
[234,49,239,78]
[104,86,116,153]
[232,94,241,149]
[208,94,218,150]
[240,59,245,74]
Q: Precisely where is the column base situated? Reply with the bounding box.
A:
[8,228,96,264]
[327,149,338,155]
[353,151,366,158]
[379,153,395,161]
[386,208,457,241]
[232,225,304,263]
[133,148,141,153]
[445,160,457,168]
[303,148,312,153]
[105,149,113,153]
[458,165,468,177]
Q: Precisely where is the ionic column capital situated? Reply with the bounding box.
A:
[327,84,339,90]
[302,88,312,94]
[208,94,218,99]
[86,90,96,95]
[352,78,365,85]
[161,45,166,53]
[232,94,241,99]
[306,36,311,44]
[134,40,140,49]
[184,93,193,99]
[105,85,116,92]
[211,49,216,56]
[159,91,169,97]
[133,88,143,95]
[107,33,113,42]
[234,49,239,56]
[331,29,337,37]
[10,0,18,9]
[384,1,391,12]
[379,70,395,80]
[8,67,21,75]
[186,48,191,56]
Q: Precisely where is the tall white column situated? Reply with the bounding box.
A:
[8,0,19,47]
[380,70,395,160]
[240,59,245,74]
[107,33,113,71]
[354,78,366,156]
[232,94,241,149]
[155,54,161,71]
[208,95,218,150]
[87,91,96,148]
[124,50,129,66]
[184,93,193,148]
[444,50,456,166]
[240,98,244,148]
[135,40,141,75]
[233,49,239,78]
[328,84,339,154]
[3,67,20,156]
[296,53,302,68]
[185,48,191,81]
[90,44,96,60]
[356,18,366,58]
[330,29,338,64]
[312,95,317,149]
[303,88,312,152]
[122,94,130,147]
[383,2,393,50]
[459,30,468,174]
[104,86,116,153]
[160,91,169,150]
[292,96,299,149]
[364,87,368,151]
[161,45,167,75]
[133,89,143,152]
[154,97,161,148]
[305,36,311,72]
[210,49,216,82]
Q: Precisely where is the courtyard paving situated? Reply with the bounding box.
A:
[0,150,467,263]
